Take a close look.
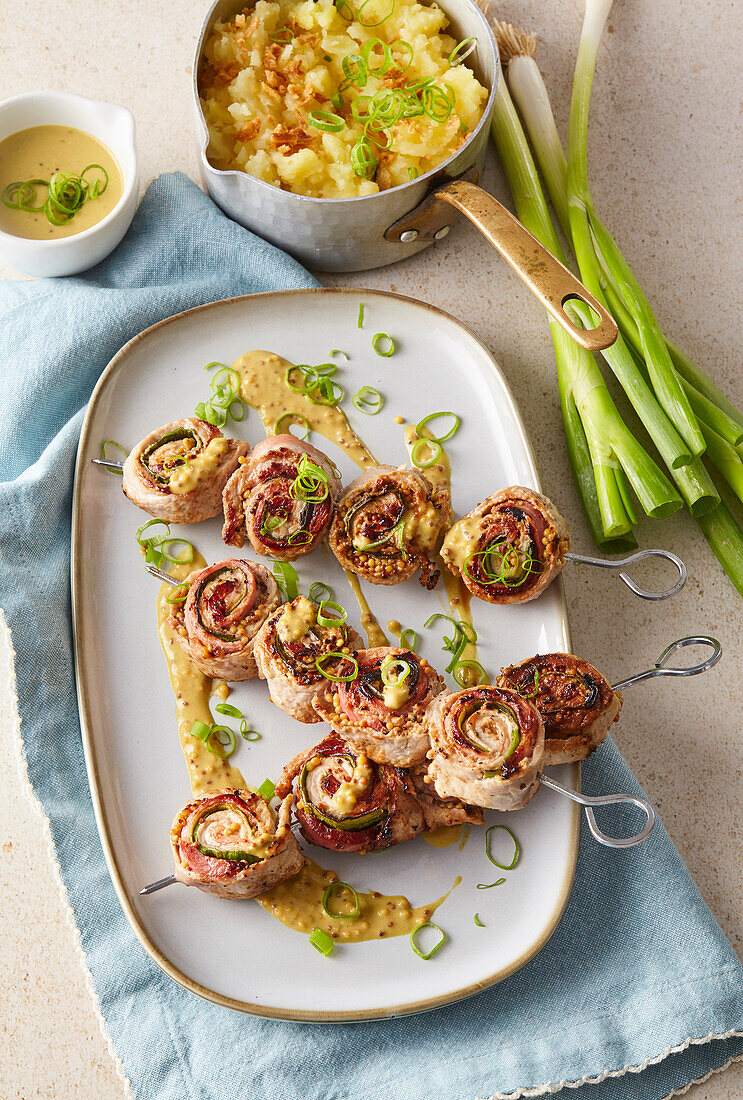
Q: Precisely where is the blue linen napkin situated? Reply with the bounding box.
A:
[1,171,742,1100]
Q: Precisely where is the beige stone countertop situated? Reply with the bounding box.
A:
[1,0,742,1097]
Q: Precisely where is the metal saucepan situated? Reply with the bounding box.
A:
[192,0,617,352]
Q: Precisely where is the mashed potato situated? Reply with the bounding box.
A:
[199,0,488,198]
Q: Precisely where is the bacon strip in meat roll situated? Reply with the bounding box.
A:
[253,596,363,723]
[123,418,248,524]
[498,653,621,765]
[222,434,342,559]
[313,647,445,767]
[441,486,570,604]
[425,686,544,811]
[169,558,280,681]
[170,788,303,899]
[276,735,424,854]
[328,465,449,588]
[409,765,484,831]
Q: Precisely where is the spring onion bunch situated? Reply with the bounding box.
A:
[484,3,743,592]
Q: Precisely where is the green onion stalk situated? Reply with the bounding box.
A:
[490,77,680,548]
[489,7,743,592]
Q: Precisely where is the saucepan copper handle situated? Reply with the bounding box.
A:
[385,179,617,353]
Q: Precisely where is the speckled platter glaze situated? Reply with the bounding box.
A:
[72,288,579,1020]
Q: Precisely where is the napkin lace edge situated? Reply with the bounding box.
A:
[476,1027,743,1100]
[2,612,134,1099]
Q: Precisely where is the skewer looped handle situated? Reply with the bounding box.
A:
[563,548,686,601]
[146,564,180,587]
[538,773,655,848]
[612,635,722,692]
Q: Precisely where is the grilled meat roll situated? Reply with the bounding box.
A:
[170,789,303,899]
[222,434,342,559]
[441,486,570,604]
[409,765,484,831]
[253,595,363,723]
[123,418,248,523]
[328,465,449,588]
[313,647,444,767]
[169,558,280,681]
[498,652,621,765]
[425,686,544,811]
[276,735,424,854]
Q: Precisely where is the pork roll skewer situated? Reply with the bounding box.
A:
[425,686,544,811]
[409,766,484,831]
[328,465,449,589]
[121,418,248,524]
[442,485,686,604]
[170,789,303,899]
[253,595,363,723]
[169,558,280,680]
[498,653,620,766]
[222,434,342,559]
[276,735,425,854]
[499,635,722,765]
[312,647,445,767]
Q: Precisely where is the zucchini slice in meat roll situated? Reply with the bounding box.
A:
[123,418,248,523]
[498,653,621,765]
[425,686,544,810]
[409,765,484,831]
[253,595,363,723]
[312,647,445,767]
[328,465,449,588]
[441,486,570,604]
[276,735,424,854]
[170,788,303,899]
[169,558,280,681]
[222,434,342,559]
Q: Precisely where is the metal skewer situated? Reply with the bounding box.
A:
[564,547,686,601]
[611,635,721,692]
[538,773,655,848]
[146,564,181,587]
[140,875,176,895]
[91,458,125,471]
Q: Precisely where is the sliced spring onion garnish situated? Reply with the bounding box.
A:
[309,581,334,604]
[159,538,195,565]
[307,375,344,407]
[352,385,384,414]
[257,778,276,801]
[136,519,195,569]
[274,412,311,440]
[449,36,477,65]
[4,165,109,225]
[315,652,359,682]
[190,720,212,742]
[415,411,461,442]
[329,349,349,360]
[361,37,392,74]
[380,655,411,686]
[452,660,489,688]
[352,518,405,552]
[390,39,414,70]
[271,560,300,600]
[341,53,367,90]
[285,365,308,393]
[424,613,477,673]
[317,600,348,628]
[351,139,378,180]
[322,881,360,920]
[308,109,346,134]
[409,921,446,960]
[463,544,540,589]
[195,360,245,427]
[485,825,520,871]
[371,332,395,357]
[214,702,243,719]
[357,0,396,27]
[474,913,484,927]
[290,454,330,503]
[408,167,419,180]
[189,720,237,759]
[476,879,505,889]
[100,439,127,472]
[269,26,294,42]
[287,529,313,546]
[309,928,335,956]
[357,303,365,328]
[410,437,442,469]
[165,581,190,605]
[240,719,261,741]
[399,627,418,651]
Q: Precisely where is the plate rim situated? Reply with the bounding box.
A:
[72,286,580,1022]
